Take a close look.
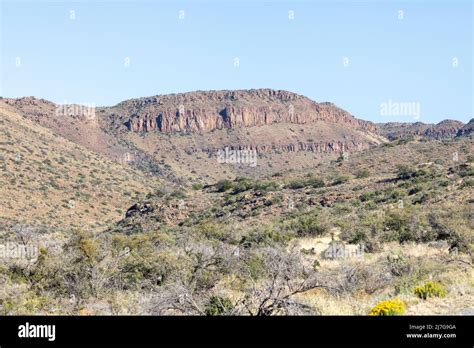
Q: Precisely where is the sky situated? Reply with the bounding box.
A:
[0,0,472,123]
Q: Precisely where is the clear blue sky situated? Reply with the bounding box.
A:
[1,0,472,123]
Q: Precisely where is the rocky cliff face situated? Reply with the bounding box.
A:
[119,89,376,134]
[457,119,474,137]
[427,120,465,139]
[377,120,465,140]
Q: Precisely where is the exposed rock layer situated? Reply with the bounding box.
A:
[377,120,465,140]
[120,89,376,134]
[457,119,474,137]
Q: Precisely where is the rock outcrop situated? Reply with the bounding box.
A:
[2,97,57,120]
[377,120,465,140]
[119,89,376,134]
[457,119,474,137]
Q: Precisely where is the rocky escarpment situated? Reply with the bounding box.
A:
[457,119,474,137]
[377,120,465,140]
[117,89,376,134]
[426,120,465,139]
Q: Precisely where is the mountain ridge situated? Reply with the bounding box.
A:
[1,90,469,183]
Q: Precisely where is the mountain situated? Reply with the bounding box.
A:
[1,91,472,316]
[113,89,376,133]
[457,118,474,137]
[377,120,466,140]
[0,100,163,230]
[2,90,386,183]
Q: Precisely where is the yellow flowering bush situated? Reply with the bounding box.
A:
[369,298,406,316]
[414,281,447,300]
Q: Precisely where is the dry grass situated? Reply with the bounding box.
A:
[0,106,163,230]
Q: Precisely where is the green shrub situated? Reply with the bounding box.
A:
[382,210,416,243]
[389,189,407,200]
[331,175,350,186]
[286,180,305,190]
[307,177,325,188]
[360,191,376,202]
[216,180,233,192]
[195,221,231,242]
[414,281,447,300]
[397,165,417,180]
[461,178,473,188]
[355,169,370,179]
[232,179,253,194]
[242,225,293,245]
[205,296,234,316]
[254,181,279,192]
[246,254,267,279]
[458,165,474,177]
[286,211,328,237]
[192,183,203,190]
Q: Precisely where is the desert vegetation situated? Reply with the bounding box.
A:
[1,95,473,316]
[1,133,472,315]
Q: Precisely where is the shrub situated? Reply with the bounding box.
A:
[307,177,325,188]
[397,165,417,180]
[286,177,324,190]
[232,179,253,194]
[216,180,233,192]
[461,179,474,188]
[389,189,407,200]
[395,136,414,145]
[286,180,305,190]
[331,175,350,186]
[205,296,234,316]
[192,183,203,190]
[413,281,447,300]
[369,298,405,316]
[286,211,328,237]
[170,189,187,199]
[245,254,267,279]
[195,221,233,242]
[254,181,279,192]
[458,165,474,178]
[359,191,376,202]
[242,225,293,245]
[355,169,370,179]
[381,209,427,243]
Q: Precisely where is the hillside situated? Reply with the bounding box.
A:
[377,120,466,140]
[0,102,163,230]
[0,92,472,316]
[2,90,386,183]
